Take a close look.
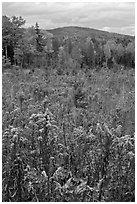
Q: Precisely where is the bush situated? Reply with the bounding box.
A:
[2,57,12,70]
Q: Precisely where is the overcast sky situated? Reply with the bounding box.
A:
[2,2,135,36]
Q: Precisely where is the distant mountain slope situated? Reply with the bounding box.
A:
[47,26,134,42]
[41,29,53,38]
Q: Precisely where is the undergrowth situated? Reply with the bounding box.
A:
[2,67,135,201]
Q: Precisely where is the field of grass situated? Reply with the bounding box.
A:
[3,67,135,133]
[2,67,135,201]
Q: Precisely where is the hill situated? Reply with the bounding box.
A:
[47,26,134,44]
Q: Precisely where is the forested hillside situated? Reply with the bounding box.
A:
[48,25,134,41]
[2,16,135,71]
[2,16,135,202]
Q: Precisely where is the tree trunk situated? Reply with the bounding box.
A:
[20,57,23,71]
[106,57,108,68]
[5,45,8,62]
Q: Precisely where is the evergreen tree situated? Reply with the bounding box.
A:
[35,22,44,52]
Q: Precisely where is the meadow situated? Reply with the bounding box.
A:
[2,66,135,201]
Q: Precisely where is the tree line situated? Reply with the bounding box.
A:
[2,15,135,71]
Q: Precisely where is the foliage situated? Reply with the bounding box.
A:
[2,14,135,202]
[126,42,135,67]
[103,42,111,67]
[2,16,135,70]
[2,66,135,201]
[35,22,44,52]
[2,15,25,64]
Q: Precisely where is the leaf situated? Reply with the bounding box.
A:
[97,178,104,191]
[75,180,87,194]
[104,123,112,136]
[53,166,71,182]
[36,118,46,124]
[127,151,135,159]
[63,178,72,190]
[39,128,44,133]
[41,170,48,180]
[54,181,62,193]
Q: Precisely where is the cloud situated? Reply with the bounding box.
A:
[102,25,135,36]
[2,2,135,36]
[102,27,111,32]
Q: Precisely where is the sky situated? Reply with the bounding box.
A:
[2,2,135,36]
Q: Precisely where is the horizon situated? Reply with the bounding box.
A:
[2,2,135,36]
[46,25,135,37]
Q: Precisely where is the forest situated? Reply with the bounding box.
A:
[2,15,135,202]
